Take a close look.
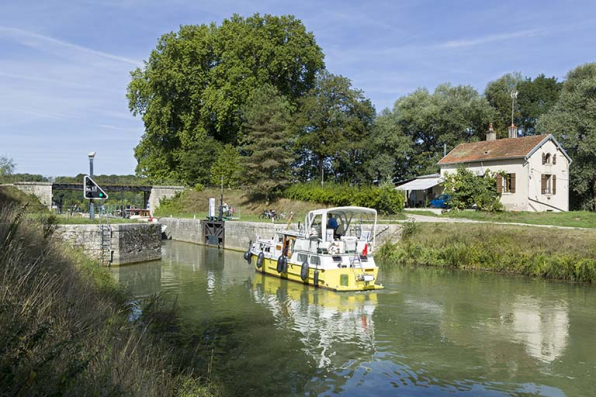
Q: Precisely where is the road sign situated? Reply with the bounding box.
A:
[83,175,108,200]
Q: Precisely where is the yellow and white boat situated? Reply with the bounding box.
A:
[245,207,383,291]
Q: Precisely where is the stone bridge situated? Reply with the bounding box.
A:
[12,182,184,213]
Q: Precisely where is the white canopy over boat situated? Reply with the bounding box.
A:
[304,206,377,248]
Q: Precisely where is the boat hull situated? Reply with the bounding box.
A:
[252,256,383,292]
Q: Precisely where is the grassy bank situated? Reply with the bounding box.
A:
[155,188,406,222]
[0,202,218,395]
[405,209,596,229]
[378,222,596,282]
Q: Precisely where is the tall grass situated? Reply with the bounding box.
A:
[378,222,596,283]
[0,202,218,396]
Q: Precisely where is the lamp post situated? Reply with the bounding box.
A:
[509,90,518,138]
[88,151,96,220]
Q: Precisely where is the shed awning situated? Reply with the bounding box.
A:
[395,177,442,191]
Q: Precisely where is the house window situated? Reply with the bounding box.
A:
[541,174,557,195]
[542,153,556,165]
[496,173,516,194]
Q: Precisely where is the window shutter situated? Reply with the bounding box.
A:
[510,173,516,193]
[553,175,557,195]
[542,153,546,164]
[553,154,557,165]
[496,174,502,194]
[541,175,546,194]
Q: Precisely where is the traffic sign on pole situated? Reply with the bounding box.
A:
[83,175,108,200]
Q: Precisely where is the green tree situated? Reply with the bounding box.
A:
[537,63,596,210]
[176,135,223,186]
[485,73,562,136]
[516,74,562,135]
[394,84,495,177]
[484,72,523,136]
[0,155,15,177]
[363,109,412,182]
[128,14,324,183]
[241,84,295,201]
[295,71,376,184]
[210,144,241,188]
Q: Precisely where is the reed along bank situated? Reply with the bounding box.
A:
[0,188,219,396]
[377,222,596,283]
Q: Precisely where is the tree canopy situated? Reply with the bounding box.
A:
[295,71,376,184]
[485,72,562,136]
[537,63,596,210]
[128,14,324,184]
[392,84,495,177]
[241,84,295,201]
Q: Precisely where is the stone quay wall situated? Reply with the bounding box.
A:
[159,217,402,251]
[54,223,161,265]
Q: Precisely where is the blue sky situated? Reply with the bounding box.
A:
[1,0,595,177]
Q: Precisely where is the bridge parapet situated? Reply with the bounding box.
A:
[13,182,53,209]
[148,186,185,214]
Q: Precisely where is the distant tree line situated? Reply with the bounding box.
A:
[127,14,595,210]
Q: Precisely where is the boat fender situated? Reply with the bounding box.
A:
[256,252,264,268]
[276,255,285,273]
[300,260,309,281]
[282,257,288,273]
[244,240,252,264]
[313,270,319,287]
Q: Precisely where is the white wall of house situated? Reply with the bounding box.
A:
[526,140,570,212]
[440,141,570,212]
[440,159,531,211]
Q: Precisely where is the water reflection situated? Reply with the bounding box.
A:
[251,274,378,369]
[111,260,161,297]
[511,297,569,363]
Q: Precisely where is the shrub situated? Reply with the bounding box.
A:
[284,182,404,214]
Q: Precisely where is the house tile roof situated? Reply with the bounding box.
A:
[438,135,548,165]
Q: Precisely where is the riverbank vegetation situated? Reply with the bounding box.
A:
[0,194,219,395]
[378,222,596,282]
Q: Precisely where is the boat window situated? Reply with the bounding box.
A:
[310,256,320,265]
[297,253,307,262]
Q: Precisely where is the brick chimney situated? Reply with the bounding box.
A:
[508,124,518,138]
[486,123,496,141]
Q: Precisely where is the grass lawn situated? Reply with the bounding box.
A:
[445,210,596,228]
[405,208,596,229]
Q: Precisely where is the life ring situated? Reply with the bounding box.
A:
[256,252,264,268]
[300,260,309,281]
[313,270,319,287]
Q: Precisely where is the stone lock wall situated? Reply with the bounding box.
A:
[159,218,402,251]
[13,182,53,209]
[54,223,161,265]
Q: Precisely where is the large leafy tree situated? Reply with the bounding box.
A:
[295,71,376,184]
[128,14,324,184]
[210,144,241,188]
[362,109,412,182]
[484,72,523,136]
[241,84,295,201]
[537,63,596,210]
[394,84,494,177]
[485,73,562,136]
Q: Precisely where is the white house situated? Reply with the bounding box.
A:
[437,126,572,212]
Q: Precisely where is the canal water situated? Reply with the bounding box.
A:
[112,241,596,397]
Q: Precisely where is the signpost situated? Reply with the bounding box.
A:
[83,176,108,202]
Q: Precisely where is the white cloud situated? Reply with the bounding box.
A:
[0,25,143,67]
[436,28,545,49]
